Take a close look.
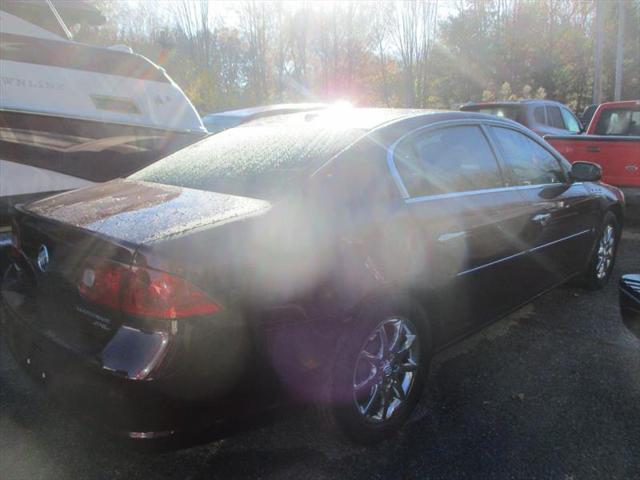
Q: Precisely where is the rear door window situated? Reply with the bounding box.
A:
[560,108,582,133]
[393,125,504,197]
[490,127,566,186]
[546,106,566,129]
[533,107,546,124]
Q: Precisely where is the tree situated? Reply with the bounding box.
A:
[82,0,640,113]
[391,0,438,107]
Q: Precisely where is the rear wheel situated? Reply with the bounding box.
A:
[582,211,619,290]
[328,299,431,444]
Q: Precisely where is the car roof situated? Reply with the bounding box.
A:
[240,107,522,133]
[462,99,568,108]
[242,107,430,129]
[201,106,524,133]
[203,103,328,119]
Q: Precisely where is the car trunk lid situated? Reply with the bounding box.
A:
[22,179,271,245]
[9,211,137,354]
[8,179,270,353]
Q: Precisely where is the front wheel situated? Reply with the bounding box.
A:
[582,211,619,290]
[328,299,431,444]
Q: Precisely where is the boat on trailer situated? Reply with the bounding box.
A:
[0,0,207,226]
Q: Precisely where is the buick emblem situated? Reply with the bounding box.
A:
[36,245,50,272]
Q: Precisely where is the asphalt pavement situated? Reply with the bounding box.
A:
[1,217,640,480]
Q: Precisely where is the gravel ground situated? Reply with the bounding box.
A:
[1,218,640,480]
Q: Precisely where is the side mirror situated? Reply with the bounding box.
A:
[570,161,602,182]
[620,274,640,338]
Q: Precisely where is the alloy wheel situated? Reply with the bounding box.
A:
[352,317,420,423]
[596,224,615,280]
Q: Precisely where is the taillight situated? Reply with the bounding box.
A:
[78,257,220,319]
[122,266,220,318]
[78,257,126,310]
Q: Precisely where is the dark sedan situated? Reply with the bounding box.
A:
[1,108,625,445]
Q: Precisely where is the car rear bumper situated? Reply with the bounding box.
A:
[0,272,277,442]
[1,299,206,438]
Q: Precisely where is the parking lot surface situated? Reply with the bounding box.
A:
[1,217,640,480]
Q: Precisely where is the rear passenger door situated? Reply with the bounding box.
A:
[389,123,538,339]
[532,106,548,135]
[488,125,599,288]
[560,107,582,134]
[546,105,575,135]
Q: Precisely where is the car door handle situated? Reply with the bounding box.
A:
[586,146,600,152]
[532,213,552,226]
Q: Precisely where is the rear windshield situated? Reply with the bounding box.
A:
[130,122,365,199]
[594,108,640,136]
[463,106,520,121]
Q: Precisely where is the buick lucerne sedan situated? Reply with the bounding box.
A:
[2,108,625,445]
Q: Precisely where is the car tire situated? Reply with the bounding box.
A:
[326,297,432,444]
[582,211,620,290]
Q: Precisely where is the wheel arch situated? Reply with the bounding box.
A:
[608,203,624,232]
[347,288,436,356]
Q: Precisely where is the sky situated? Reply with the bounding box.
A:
[120,0,458,29]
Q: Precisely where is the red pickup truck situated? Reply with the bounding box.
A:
[546,101,640,203]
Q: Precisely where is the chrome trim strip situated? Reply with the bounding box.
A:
[457,228,592,277]
[528,229,592,253]
[386,136,411,199]
[456,251,528,276]
[405,183,564,204]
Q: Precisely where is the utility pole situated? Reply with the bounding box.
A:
[614,0,625,101]
[593,0,605,104]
